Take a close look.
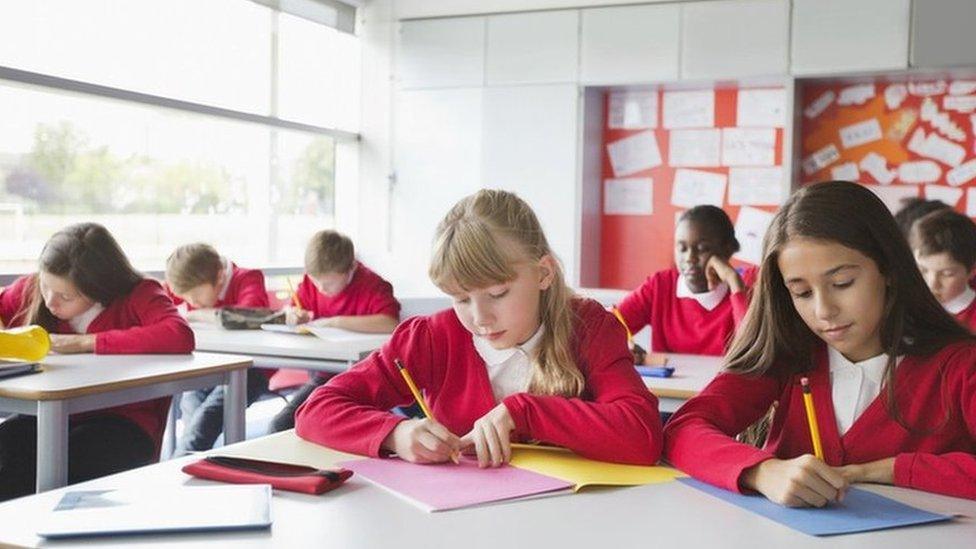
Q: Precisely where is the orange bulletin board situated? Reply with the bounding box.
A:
[800,79,976,213]
[600,88,785,290]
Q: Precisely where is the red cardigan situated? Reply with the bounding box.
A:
[955,299,976,332]
[296,261,400,320]
[0,275,195,450]
[168,263,269,309]
[294,298,662,465]
[617,267,754,356]
[663,341,976,500]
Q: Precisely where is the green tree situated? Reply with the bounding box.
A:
[287,136,335,215]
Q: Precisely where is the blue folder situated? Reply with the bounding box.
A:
[680,478,952,536]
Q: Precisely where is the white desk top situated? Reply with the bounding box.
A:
[192,325,390,363]
[0,431,974,548]
[642,353,724,400]
[0,352,251,401]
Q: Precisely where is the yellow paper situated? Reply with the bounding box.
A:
[509,446,686,492]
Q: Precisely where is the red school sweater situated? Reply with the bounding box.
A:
[617,267,755,356]
[294,298,663,465]
[167,263,269,310]
[296,261,400,320]
[663,341,976,500]
[954,298,976,332]
[0,275,195,451]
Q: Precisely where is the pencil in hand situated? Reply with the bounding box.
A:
[394,358,459,464]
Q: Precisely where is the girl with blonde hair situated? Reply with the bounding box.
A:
[296,189,662,466]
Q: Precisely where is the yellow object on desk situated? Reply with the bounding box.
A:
[0,325,50,362]
[509,444,685,491]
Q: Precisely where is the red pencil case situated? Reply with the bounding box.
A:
[182,455,353,495]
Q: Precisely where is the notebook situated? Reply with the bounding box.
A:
[260,323,311,335]
[0,360,40,380]
[508,444,685,490]
[36,485,272,539]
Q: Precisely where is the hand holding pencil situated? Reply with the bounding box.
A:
[380,359,462,465]
[284,278,312,326]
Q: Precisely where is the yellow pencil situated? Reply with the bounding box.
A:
[800,377,824,460]
[610,306,633,343]
[285,277,303,310]
[394,358,458,464]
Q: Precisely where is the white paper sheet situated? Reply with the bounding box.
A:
[859,152,896,185]
[733,207,775,265]
[897,161,942,184]
[908,128,966,167]
[801,143,840,176]
[662,90,715,129]
[943,95,976,113]
[671,169,727,208]
[668,129,721,167]
[804,91,835,119]
[728,167,783,206]
[603,177,653,215]
[967,189,976,217]
[608,91,658,129]
[884,84,908,110]
[865,184,919,213]
[909,81,947,96]
[948,159,976,187]
[949,81,976,96]
[839,118,883,149]
[736,89,785,127]
[924,185,963,207]
[920,97,966,142]
[607,131,662,176]
[831,161,860,181]
[721,128,776,167]
[837,84,875,106]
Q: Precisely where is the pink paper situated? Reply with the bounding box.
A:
[338,457,573,512]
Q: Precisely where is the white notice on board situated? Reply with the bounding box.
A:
[728,167,783,206]
[662,90,715,129]
[737,89,785,127]
[606,131,662,176]
[734,207,776,265]
[924,185,963,207]
[839,119,883,149]
[968,189,976,217]
[671,169,726,209]
[604,178,653,215]
[608,91,658,129]
[865,184,919,213]
[721,128,776,166]
[669,129,721,167]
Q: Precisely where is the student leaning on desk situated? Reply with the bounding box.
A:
[664,181,976,507]
[294,189,662,467]
[0,222,194,502]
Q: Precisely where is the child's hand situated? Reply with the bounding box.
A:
[383,418,461,464]
[705,256,745,293]
[741,455,848,507]
[460,403,516,468]
[49,334,96,354]
[285,307,312,326]
[836,457,895,485]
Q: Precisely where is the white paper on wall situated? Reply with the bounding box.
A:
[884,84,908,110]
[839,119,883,149]
[897,161,942,184]
[865,184,919,213]
[924,185,963,207]
[604,177,653,215]
[801,143,840,176]
[671,169,727,209]
[908,128,966,167]
[728,167,783,206]
[831,162,860,181]
[967,189,976,217]
[859,152,896,184]
[804,91,835,119]
[909,81,947,96]
[608,91,658,129]
[733,207,776,265]
[606,131,662,176]
[943,95,976,113]
[949,81,976,96]
[662,90,715,129]
[721,128,776,166]
[837,84,875,106]
[668,129,721,167]
[948,159,976,187]
[920,97,966,142]
[736,89,785,127]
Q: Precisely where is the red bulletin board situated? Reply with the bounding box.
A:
[800,79,976,213]
[600,88,785,290]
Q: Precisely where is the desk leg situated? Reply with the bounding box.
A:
[223,369,246,445]
[160,392,182,460]
[36,400,68,492]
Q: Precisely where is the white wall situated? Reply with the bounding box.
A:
[394,0,678,20]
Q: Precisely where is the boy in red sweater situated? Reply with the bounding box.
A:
[164,243,271,454]
[664,182,976,505]
[294,190,662,467]
[909,209,976,330]
[270,230,400,432]
[0,223,194,501]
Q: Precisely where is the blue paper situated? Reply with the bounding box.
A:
[679,478,952,536]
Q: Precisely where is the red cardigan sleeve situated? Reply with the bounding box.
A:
[0,275,32,326]
[503,309,663,465]
[294,317,431,456]
[232,269,269,308]
[892,358,976,499]
[95,280,195,354]
[617,275,657,335]
[730,266,758,324]
[663,370,782,491]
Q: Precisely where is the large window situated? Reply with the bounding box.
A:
[0,0,359,274]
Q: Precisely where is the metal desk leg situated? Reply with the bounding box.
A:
[36,400,69,492]
[161,392,182,460]
[223,368,246,444]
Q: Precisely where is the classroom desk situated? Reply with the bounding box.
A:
[0,430,973,548]
[642,353,724,413]
[192,325,389,373]
[0,352,252,493]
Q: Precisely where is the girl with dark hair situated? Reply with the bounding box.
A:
[615,205,755,358]
[664,181,976,505]
[0,223,194,501]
